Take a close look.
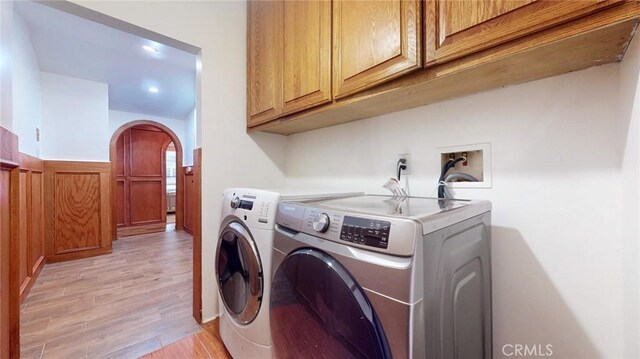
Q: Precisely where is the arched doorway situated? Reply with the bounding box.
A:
[109,120,184,239]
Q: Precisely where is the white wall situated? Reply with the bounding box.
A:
[12,13,42,157]
[183,107,196,165]
[67,3,639,356]
[0,1,13,131]
[71,0,288,321]
[40,72,109,161]
[618,34,640,359]
[286,59,639,357]
[109,109,192,163]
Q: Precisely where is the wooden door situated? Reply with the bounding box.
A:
[425,0,622,65]
[115,130,127,227]
[282,0,332,115]
[247,0,283,127]
[333,0,421,98]
[115,126,170,228]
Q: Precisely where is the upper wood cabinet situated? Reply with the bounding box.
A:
[333,0,422,98]
[247,0,283,127]
[425,0,623,65]
[247,0,639,134]
[282,0,332,114]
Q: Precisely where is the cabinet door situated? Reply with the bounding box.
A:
[247,0,283,127]
[333,0,421,98]
[282,0,332,115]
[425,0,622,65]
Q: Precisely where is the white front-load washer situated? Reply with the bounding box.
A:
[216,188,362,358]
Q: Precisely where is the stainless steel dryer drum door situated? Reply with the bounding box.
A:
[216,220,263,325]
[270,248,392,359]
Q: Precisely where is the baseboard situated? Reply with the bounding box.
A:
[117,222,167,237]
[45,247,112,263]
[19,256,45,304]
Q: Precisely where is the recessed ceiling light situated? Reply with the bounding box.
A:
[148,87,159,93]
[143,45,158,54]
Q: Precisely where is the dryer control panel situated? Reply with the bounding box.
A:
[340,216,391,249]
[276,202,419,257]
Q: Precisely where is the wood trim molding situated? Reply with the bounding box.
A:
[18,153,44,172]
[183,166,195,236]
[0,125,19,166]
[192,148,202,323]
[44,160,110,172]
[0,126,20,358]
[117,222,167,238]
[44,160,112,263]
[109,120,185,240]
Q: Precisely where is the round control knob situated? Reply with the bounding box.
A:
[230,197,240,209]
[312,213,331,233]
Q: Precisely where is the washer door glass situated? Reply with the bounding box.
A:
[270,248,391,359]
[216,221,263,325]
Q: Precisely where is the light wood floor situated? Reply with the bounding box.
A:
[142,320,231,359]
[20,230,198,359]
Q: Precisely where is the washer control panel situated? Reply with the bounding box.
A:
[238,199,254,210]
[222,189,281,229]
[340,216,391,249]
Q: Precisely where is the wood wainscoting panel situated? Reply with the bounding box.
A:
[18,170,29,298]
[17,153,46,304]
[44,161,112,263]
[29,171,45,275]
[0,168,11,359]
[1,126,21,358]
[54,173,102,253]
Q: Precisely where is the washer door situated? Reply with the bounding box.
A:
[216,221,263,325]
[270,248,391,359]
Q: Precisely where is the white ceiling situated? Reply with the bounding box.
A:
[15,1,197,120]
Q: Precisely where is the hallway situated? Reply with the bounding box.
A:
[20,230,196,358]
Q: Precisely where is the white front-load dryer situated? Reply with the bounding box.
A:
[216,188,362,358]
